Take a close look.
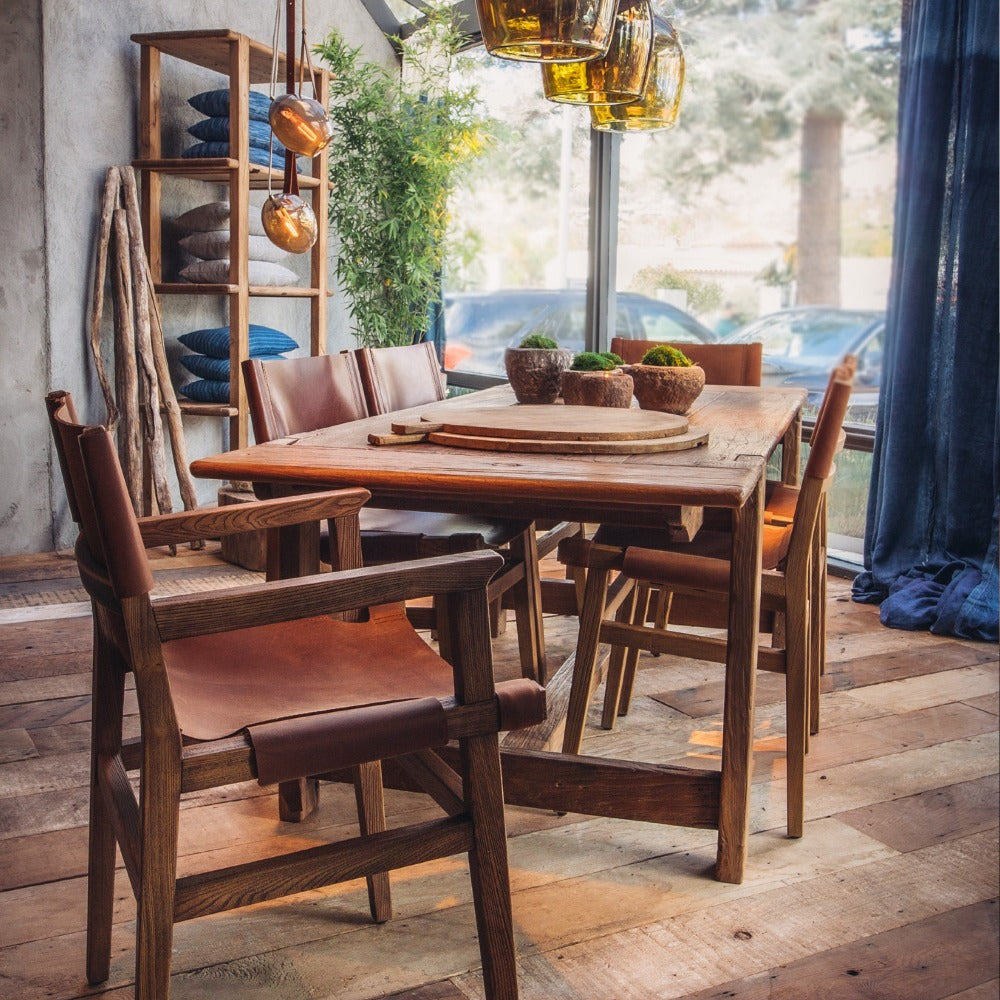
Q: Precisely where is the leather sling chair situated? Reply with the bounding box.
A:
[555,368,853,838]
[46,389,545,1000]
[243,349,546,684]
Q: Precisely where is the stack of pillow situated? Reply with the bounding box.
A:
[173,199,299,286]
[177,324,299,405]
[183,88,287,171]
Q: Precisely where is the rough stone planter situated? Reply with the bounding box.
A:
[560,369,634,408]
[625,363,705,414]
[504,347,574,404]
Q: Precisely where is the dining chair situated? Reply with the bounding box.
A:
[46,389,544,1000]
[351,343,549,682]
[244,351,547,683]
[556,368,854,837]
[610,337,763,387]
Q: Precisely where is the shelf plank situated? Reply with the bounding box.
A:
[153,283,327,298]
[174,402,240,418]
[131,30,297,84]
[133,159,326,190]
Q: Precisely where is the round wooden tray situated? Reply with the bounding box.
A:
[427,427,709,455]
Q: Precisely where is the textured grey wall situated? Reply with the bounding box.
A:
[0,0,394,554]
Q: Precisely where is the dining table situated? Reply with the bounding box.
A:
[192,382,805,884]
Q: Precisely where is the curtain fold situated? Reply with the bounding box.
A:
[852,0,999,642]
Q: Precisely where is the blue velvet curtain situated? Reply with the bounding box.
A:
[852,0,999,642]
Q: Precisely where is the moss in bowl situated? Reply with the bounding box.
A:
[625,345,705,414]
[505,334,574,404]
[560,351,633,407]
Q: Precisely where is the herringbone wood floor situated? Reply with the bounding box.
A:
[0,545,996,999]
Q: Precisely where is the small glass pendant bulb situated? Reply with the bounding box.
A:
[262,193,318,254]
[269,94,335,156]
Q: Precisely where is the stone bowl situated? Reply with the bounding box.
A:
[559,369,634,408]
[504,347,574,404]
[625,363,706,414]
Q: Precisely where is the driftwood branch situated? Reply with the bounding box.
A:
[88,168,121,428]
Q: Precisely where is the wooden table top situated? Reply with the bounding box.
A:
[191,385,805,526]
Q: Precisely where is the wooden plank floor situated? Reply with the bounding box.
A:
[0,546,996,999]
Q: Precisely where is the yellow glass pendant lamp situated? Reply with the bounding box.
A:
[591,18,685,131]
[269,93,334,157]
[263,0,321,253]
[262,190,318,254]
[476,0,618,62]
[542,0,653,105]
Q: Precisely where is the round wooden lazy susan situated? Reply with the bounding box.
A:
[391,404,709,454]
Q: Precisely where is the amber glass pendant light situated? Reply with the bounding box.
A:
[542,0,653,105]
[590,17,685,132]
[475,0,618,62]
[263,0,319,254]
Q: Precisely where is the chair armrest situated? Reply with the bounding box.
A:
[137,488,371,547]
[152,549,504,641]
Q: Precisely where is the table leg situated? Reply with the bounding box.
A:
[781,409,802,486]
[715,472,764,884]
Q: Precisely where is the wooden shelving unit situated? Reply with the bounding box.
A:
[132,28,330,452]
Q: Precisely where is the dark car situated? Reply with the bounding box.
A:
[442,288,716,376]
[722,306,885,420]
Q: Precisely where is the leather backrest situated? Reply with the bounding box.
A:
[354,342,447,415]
[243,354,370,443]
[46,391,153,600]
[803,368,854,482]
[610,338,763,386]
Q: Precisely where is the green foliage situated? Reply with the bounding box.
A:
[317,5,490,347]
[630,265,724,316]
[640,345,693,368]
[518,333,558,349]
[571,351,621,371]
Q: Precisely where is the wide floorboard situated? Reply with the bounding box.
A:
[0,546,995,999]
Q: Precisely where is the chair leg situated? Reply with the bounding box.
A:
[135,751,182,999]
[563,565,613,755]
[354,762,392,923]
[86,617,125,986]
[784,591,809,840]
[649,585,671,655]
[601,584,638,730]
[461,732,519,1000]
[617,581,654,718]
[509,527,547,686]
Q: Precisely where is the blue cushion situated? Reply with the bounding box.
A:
[180,379,231,404]
[183,142,295,170]
[189,89,272,121]
[178,324,298,359]
[187,116,288,154]
[180,352,286,381]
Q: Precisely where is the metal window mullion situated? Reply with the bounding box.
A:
[584,129,621,354]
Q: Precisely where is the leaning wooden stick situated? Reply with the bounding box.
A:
[119,166,203,528]
[88,168,120,427]
[118,167,172,517]
[111,207,143,513]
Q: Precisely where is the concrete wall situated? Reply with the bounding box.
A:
[0,0,394,555]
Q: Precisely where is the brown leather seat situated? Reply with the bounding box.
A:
[244,352,547,683]
[46,389,543,1000]
[610,337,763,387]
[355,340,448,414]
[556,368,854,838]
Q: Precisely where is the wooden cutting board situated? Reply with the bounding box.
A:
[394,404,690,441]
[427,427,709,454]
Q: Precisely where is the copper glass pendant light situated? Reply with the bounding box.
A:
[263,0,320,253]
[475,0,619,63]
[590,18,685,132]
[541,0,653,105]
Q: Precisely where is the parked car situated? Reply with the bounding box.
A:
[442,288,716,376]
[722,306,885,420]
